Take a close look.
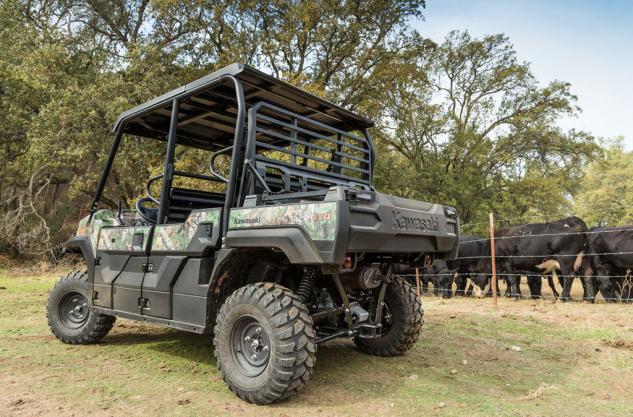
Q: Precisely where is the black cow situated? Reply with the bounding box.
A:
[394,261,455,298]
[585,226,633,303]
[423,259,456,298]
[475,240,563,299]
[475,216,592,301]
[449,235,488,296]
[528,260,567,299]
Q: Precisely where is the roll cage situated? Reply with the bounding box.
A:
[89,63,375,235]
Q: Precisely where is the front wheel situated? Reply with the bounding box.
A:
[355,275,424,356]
[213,283,316,404]
[46,271,115,344]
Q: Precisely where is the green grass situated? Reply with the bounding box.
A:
[1,271,632,416]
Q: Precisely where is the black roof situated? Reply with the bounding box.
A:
[114,63,373,150]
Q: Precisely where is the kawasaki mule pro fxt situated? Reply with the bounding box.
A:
[46,63,459,404]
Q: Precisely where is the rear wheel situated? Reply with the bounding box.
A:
[46,271,115,344]
[355,275,423,356]
[213,283,316,404]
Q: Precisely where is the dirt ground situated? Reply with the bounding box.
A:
[1,270,632,417]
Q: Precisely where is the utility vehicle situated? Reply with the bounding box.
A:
[47,63,459,404]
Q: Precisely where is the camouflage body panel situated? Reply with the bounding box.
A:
[76,210,120,254]
[152,208,221,251]
[97,226,152,251]
[228,202,338,241]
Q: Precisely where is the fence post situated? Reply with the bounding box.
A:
[415,267,421,298]
[489,212,498,306]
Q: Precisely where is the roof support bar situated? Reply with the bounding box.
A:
[157,98,180,224]
[88,125,124,222]
[221,76,246,236]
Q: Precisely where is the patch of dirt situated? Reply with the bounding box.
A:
[602,339,633,350]
[1,375,114,417]
[423,281,633,331]
[14,335,56,342]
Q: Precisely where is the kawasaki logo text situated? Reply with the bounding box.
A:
[234,217,261,225]
[392,211,439,232]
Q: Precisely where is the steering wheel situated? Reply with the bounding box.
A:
[135,196,158,224]
[135,174,163,224]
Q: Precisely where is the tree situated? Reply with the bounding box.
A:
[373,31,599,229]
[574,139,633,227]
[0,2,603,257]
[0,0,428,256]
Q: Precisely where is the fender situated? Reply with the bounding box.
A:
[67,236,95,279]
[225,226,323,264]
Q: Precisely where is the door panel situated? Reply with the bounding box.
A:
[172,258,214,296]
[94,226,152,315]
[143,208,221,320]
[111,257,147,313]
[93,252,129,309]
[139,256,186,319]
[151,208,221,254]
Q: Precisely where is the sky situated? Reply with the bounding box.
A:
[414,0,633,149]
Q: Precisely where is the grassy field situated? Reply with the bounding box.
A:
[1,269,632,417]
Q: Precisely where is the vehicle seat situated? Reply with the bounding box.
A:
[166,187,225,223]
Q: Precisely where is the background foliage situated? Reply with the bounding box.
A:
[573,138,633,227]
[0,0,627,257]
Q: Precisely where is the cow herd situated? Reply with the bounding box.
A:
[417,216,633,303]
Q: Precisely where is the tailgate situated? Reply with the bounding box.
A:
[345,192,458,256]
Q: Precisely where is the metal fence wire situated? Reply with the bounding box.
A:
[409,212,633,304]
[399,274,632,303]
[459,212,583,229]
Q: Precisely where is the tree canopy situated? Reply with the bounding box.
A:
[0,0,612,257]
[374,31,599,233]
[574,139,633,227]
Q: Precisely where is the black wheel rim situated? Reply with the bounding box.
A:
[230,315,271,377]
[58,291,89,328]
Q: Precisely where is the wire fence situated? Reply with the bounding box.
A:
[459,226,633,244]
[404,272,632,279]
[413,212,633,305]
[455,251,633,260]
[399,273,633,303]
[460,213,577,229]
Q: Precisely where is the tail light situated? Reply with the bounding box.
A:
[343,255,353,270]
